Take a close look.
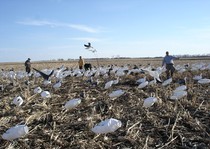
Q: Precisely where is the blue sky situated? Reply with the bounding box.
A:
[0,0,210,62]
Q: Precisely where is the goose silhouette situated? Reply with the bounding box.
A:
[84,42,91,48]
[84,42,97,52]
[33,68,54,81]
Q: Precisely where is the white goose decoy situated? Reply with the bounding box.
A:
[43,80,51,86]
[104,80,113,89]
[2,124,29,141]
[13,96,23,106]
[113,77,119,85]
[162,78,172,86]
[91,118,122,134]
[173,85,187,93]
[136,76,146,84]
[143,97,158,108]
[148,79,157,86]
[109,89,125,98]
[41,91,51,98]
[193,73,202,81]
[34,86,42,94]
[170,90,187,100]
[64,98,81,110]
[138,81,149,89]
[198,78,210,84]
[53,81,62,89]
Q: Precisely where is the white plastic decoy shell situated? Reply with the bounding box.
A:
[138,81,149,89]
[13,96,23,106]
[198,78,210,84]
[64,98,81,110]
[91,118,122,134]
[105,80,113,89]
[34,87,42,94]
[170,90,187,100]
[162,78,172,86]
[173,85,187,92]
[143,97,157,108]
[109,89,125,98]
[41,91,51,98]
[2,124,29,141]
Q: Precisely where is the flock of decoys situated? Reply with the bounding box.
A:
[0,61,210,140]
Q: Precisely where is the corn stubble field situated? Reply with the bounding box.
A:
[0,58,210,149]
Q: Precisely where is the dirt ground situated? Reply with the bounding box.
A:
[0,58,210,148]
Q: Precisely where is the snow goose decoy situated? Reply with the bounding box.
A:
[109,89,125,98]
[193,73,202,81]
[104,80,113,89]
[170,90,187,100]
[162,78,172,86]
[198,78,210,84]
[2,124,29,141]
[64,98,81,110]
[138,81,149,89]
[13,96,23,106]
[143,97,158,108]
[91,118,122,134]
[41,91,51,98]
[34,86,42,94]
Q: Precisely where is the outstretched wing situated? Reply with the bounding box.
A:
[33,68,54,80]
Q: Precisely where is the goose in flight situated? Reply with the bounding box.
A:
[84,42,97,53]
[84,42,91,48]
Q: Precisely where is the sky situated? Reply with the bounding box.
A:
[0,0,210,62]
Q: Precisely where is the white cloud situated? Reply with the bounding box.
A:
[17,19,100,33]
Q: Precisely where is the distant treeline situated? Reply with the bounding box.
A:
[51,54,210,61]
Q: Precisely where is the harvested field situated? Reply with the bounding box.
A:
[0,58,210,149]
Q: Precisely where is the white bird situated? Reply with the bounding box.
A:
[91,118,122,134]
[138,81,149,89]
[41,91,51,98]
[34,86,42,94]
[2,124,29,141]
[162,78,172,86]
[64,98,81,110]
[143,97,158,108]
[198,78,210,84]
[109,89,125,98]
[13,96,23,106]
[105,80,113,89]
